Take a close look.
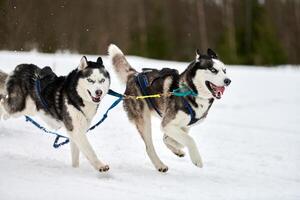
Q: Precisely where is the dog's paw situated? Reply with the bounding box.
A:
[99,165,110,172]
[156,164,169,173]
[193,160,203,168]
[192,157,203,168]
[157,165,169,173]
[174,150,185,157]
[72,162,79,168]
[190,153,203,168]
[2,113,10,120]
[0,94,8,103]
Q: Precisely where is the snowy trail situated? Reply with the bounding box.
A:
[0,51,299,200]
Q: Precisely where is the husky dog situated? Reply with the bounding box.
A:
[108,44,231,172]
[0,56,111,172]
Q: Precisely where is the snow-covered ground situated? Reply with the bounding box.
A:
[0,51,299,200]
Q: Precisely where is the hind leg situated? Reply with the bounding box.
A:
[133,110,168,172]
[1,98,36,119]
[70,141,80,168]
[0,95,10,120]
[0,92,36,119]
[163,134,185,157]
[0,79,29,119]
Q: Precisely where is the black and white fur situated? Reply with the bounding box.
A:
[108,44,231,172]
[0,56,111,172]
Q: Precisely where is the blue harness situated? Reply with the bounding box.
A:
[135,73,199,126]
[35,78,49,110]
[136,73,162,117]
[25,79,124,148]
[27,73,199,149]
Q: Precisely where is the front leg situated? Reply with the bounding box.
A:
[163,124,203,168]
[65,103,109,172]
[163,134,185,157]
[68,130,109,172]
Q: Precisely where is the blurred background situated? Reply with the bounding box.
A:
[0,0,299,65]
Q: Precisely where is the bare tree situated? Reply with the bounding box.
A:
[195,0,208,51]
[136,0,148,54]
[245,0,253,53]
[223,0,237,60]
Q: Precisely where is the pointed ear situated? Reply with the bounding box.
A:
[97,57,103,65]
[207,48,218,59]
[195,49,201,60]
[78,56,88,70]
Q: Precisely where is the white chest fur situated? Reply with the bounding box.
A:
[170,98,212,127]
[192,97,212,121]
[81,101,98,121]
[66,99,98,131]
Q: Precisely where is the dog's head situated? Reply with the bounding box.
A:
[185,49,231,99]
[76,56,110,104]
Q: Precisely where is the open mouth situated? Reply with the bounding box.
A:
[87,90,101,103]
[205,81,225,99]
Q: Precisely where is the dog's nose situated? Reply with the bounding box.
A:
[95,90,102,97]
[224,78,231,86]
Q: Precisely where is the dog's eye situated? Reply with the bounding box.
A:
[223,69,226,74]
[99,78,105,83]
[209,68,218,74]
[87,78,95,83]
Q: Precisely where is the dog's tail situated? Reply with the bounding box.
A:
[0,70,8,95]
[108,44,137,83]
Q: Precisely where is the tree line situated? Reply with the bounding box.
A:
[0,0,299,65]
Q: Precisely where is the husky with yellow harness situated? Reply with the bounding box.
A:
[108,44,231,172]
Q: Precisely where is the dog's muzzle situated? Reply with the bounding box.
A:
[87,89,102,103]
[206,81,225,99]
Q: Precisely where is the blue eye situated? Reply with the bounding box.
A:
[99,78,105,83]
[87,78,95,83]
[209,67,218,74]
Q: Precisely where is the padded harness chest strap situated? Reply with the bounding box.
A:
[35,78,49,111]
[181,97,199,126]
[136,73,162,117]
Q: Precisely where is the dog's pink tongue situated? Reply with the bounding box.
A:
[216,86,225,94]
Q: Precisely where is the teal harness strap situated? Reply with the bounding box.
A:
[172,84,199,126]
[172,84,198,97]
[25,89,124,149]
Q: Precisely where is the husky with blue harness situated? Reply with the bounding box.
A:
[0,56,111,173]
[108,44,231,172]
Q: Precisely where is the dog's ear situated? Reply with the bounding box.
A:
[195,49,201,60]
[97,57,103,65]
[78,56,88,70]
[207,48,218,59]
